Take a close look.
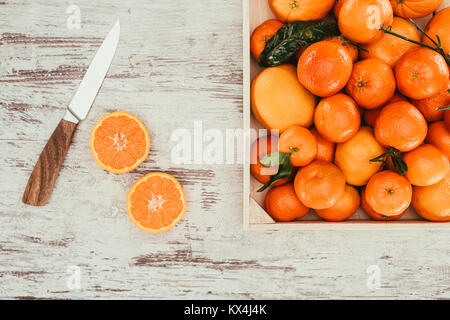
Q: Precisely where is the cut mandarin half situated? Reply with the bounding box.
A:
[90,112,150,174]
[127,172,187,233]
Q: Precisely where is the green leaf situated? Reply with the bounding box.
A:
[437,105,450,111]
[257,152,293,192]
[258,20,340,67]
[370,147,408,175]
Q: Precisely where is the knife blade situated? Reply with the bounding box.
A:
[22,20,121,206]
[66,20,121,122]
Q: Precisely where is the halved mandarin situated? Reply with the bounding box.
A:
[90,111,150,174]
[127,172,187,233]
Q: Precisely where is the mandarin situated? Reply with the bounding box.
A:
[365,170,412,217]
[294,160,346,210]
[346,58,396,110]
[315,185,360,222]
[335,127,385,186]
[314,93,361,143]
[374,101,427,152]
[265,183,310,222]
[395,47,448,100]
[297,41,353,97]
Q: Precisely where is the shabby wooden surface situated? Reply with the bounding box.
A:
[0,0,449,299]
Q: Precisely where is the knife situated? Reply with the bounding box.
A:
[22,20,121,206]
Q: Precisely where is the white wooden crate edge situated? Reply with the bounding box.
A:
[242,0,450,230]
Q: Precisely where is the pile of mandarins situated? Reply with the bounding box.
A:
[250,0,450,222]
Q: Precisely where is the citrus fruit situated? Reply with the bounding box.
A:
[346,58,396,110]
[315,185,360,222]
[390,0,444,18]
[127,172,187,233]
[365,170,412,217]
[333,0,345,17]
[314,93,361,143]
[426,121,450,159]
[279,126,317,167]
[250,19,284,61]
[264,183,310,221]
[338,0,393,44]
[445,111,450,131]
[395,47,449,100]
[90,111,150,174]
[361,17,420,68]
[423,7,450,55]
[361,189,406,220]
[251,64,316,132]
[297,40,353,97]
[294,160,346,209]
[334,127,385,186]
[311,128,335,162]
[325,35,359,62]
[363,93,408,126]
[268,0,335,22]
[250,136,291,186]
[374,101,427,152]
[412,172,450,222]
[411,80,450,122]
[403,144,449,187]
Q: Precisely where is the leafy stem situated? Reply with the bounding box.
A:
[342,36,369,53]
[379,20,450,66]
[257,152,293,192]
[370,147,408,175]
[437,105,450,111]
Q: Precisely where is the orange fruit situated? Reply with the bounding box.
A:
[403,144,449,186]
[335,126,385,186]
[361,17,420,68]
[325,35,359,62]
[251,64,316,133]
[361,189,406,221]
[395,47,449,100]
[279,126,317,167]
[311,128,335,162]
[127,172,187,233]
[423,7,450,55]
[374,101,427,152]
[426,121,450,159]
[445,111,450,131]
[363,93,408,126]
[365,170,412,217]
[363,108,383,127]
[250,19,284,61]
[411,80,450,122]
[297,41,353,97]
[346,58,396,110]
[390,0,444,18]
[412,172,450,222]
[264,183,310,222]
[333,0,345,17]
[338,0,393,44]
[294,160,346,209]
[250,136,290,186]
[90,111,150,174]
[268,0,335,22]
[315,185,360,222]
[314,93,361,143]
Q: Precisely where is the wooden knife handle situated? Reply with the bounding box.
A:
[22,119,78,206]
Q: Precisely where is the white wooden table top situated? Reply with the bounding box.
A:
[0,0,449,299]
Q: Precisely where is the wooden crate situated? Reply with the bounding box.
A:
[243,0,450,230]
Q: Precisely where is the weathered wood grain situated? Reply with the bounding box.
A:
[0,0,449,299]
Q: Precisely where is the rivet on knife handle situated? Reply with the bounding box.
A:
[22,120,78,206]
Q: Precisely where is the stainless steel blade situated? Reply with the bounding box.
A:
[65,20,120,122]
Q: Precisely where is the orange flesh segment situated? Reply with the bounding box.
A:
[127,173,186,233]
